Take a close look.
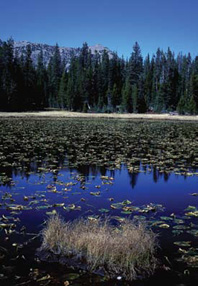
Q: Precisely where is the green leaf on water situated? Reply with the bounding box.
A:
[112,216,125,223]
[87,215,99,221]
[172,230,184,236]
[173,225,189,230]
[99,208,110,213]
[150,220,165,226]
[110,203,123,209]
[36,205,52,210]
[133,215,146,221]
[160,216,173,221]
[121,210,132,215]
[185,205,197,211]
[174,219,184,224]
[90,191,100,196]
[185,211,198,217]
[122,200,132,205]
[187,229,198,237]
[46,210,57,215]
[53,203,65,207]
[158,223,170,228]
[174,241,191,247]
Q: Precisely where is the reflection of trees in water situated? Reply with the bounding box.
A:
[0,153,173,189]
[0,135,193,188]
[128,165,171,189]
[0,152,116,186]
[152,166,170,183]
[0,135,195,188]
[1,119,198,187]
[128,172,139,189]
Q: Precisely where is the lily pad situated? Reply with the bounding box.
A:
[90,192,100,196]
[187,229,198,237]
[158,223,170,228]
[99,208,110,213]
[174,241,191,247]
[46,210,57,215]
[173,225,189,230]
[172,230,184,236]
[121,210,132,215]
[160,216,173,221]
[122,200,132,205]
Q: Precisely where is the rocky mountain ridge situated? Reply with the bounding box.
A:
[13,41,114,67]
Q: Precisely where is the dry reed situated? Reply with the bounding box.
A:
[40,215,157,281]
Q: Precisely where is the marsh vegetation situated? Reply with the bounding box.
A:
[1,118,198,285]
[40,216,157,281]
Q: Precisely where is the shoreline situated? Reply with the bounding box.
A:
[0,111,198,121]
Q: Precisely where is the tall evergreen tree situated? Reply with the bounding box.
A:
[0,38,16,109]
[36,49,47,108]
[132,84,138,113]
[23,44,36,109]
[121,78,132,112]
[143,54,153,109]
[58,71,67,108]
[48,44,62,107]
[128,42,143,86]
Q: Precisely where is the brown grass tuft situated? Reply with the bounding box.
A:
[40,215,158,281]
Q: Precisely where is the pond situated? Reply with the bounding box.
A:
[0,118,198,285]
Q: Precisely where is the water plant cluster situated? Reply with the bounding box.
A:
[1,118,198,186]
[40,215,157,281]
[0,118,198,284]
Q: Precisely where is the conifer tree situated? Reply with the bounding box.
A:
[36,49,47,108]
[0,38,16,109]
[121,78,132,112]
[143,54,153,108]
[112,83,119,110]
[187,95,196,114]
[48,44,62,107]
[58,71,67,108]
[23,44,36,109]
[132,84,138,113]
[129,42,143,86]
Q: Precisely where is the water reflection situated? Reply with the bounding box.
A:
[0,158,179,189]
[1,118,198,285]
[1,118,198,188]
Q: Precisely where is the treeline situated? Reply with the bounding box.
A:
[0,38,198,113]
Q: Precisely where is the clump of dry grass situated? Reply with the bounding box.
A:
[40,215,157,281]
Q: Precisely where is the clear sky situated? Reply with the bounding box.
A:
[0,0,198,58]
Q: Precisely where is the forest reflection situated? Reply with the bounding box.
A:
[0,155,174,189]
[1,118,198,188]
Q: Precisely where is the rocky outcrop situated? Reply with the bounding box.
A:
[13,41,114,67]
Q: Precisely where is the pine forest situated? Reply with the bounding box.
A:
[1,38,198,114]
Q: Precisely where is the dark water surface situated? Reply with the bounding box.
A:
[1,118,198,285]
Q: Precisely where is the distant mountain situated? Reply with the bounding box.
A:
[13,41,114,68]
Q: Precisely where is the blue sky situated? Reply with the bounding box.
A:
[0,0,198,58]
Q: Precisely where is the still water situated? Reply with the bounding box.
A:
[0,118,198,285]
